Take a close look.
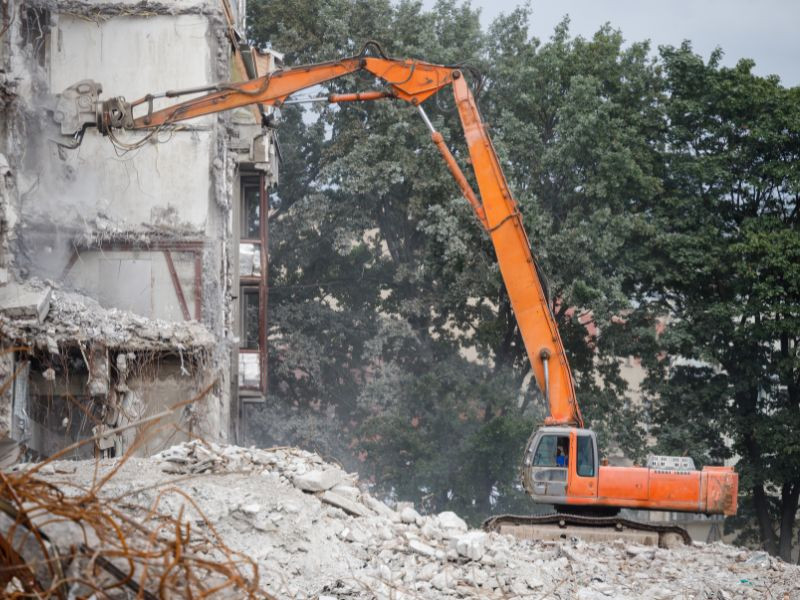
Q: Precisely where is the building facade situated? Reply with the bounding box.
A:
[0,0,278,459]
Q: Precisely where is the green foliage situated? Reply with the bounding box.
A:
[246,0,657,518]
[634,43,800,558]
[358,355,535,524]
[245,0,800,557]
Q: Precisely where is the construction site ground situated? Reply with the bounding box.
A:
[13,441,800,599]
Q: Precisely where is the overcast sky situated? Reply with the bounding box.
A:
[421,0,799,86]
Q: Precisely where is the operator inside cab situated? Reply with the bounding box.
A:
[556,438,569,468]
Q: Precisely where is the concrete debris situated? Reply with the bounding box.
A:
[400,505,422,524]
[0,281,214,352]
[0,281,51,323]
[294,468,346,492]
[408,538,438,558]
[25,440,800,599]
[437,511,468,534]
[331,484,361,501]
[319,490,372,517]
[455,531,487,561]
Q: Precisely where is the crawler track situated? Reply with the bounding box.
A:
[483,513,692,546]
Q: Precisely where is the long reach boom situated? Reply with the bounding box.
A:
[54,43,736,529]
[55,41,582,427]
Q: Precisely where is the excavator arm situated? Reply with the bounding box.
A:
[54,43,583,428]
[447,75,582,427]
[54,43,740,528]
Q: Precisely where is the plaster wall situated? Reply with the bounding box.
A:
[64,250,199,322]
[0,0,265,453]
[126,361,219,457]
[50,14,211,101]
[26,132,215,230]
[42,13,214,231]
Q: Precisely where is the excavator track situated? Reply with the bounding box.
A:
[483,513,692,548]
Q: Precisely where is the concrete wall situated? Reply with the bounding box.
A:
[50,14,212,102]
[65,250,199,321]
[42,14,215,228]
[0,0,250,456]
[127,360,221,456]
[20,10,221,310]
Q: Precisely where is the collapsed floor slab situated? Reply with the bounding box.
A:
[0,281,51,323]
[0,282,215,352]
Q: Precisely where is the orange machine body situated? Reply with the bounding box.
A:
[589,465,739,515]
[522,427,738,516]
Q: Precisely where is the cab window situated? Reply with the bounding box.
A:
[533,434,569,467]
[577,435,595,477]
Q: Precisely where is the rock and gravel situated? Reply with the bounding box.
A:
[26,440,800,599]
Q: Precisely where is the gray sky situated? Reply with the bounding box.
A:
[422,0,800,86]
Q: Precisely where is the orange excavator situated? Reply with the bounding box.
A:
[53,42,738,544]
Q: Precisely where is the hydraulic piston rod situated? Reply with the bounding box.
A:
[416,106,487,229]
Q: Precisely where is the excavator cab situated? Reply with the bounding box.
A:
[522,427,599,507]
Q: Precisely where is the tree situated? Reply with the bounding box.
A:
[638,44,800,560]
[245,0,762,534]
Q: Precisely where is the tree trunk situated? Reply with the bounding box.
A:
[796,528,800,565]
[752,482,779,556]
[738,390,782,557]
[473,296,518,514]
[778,481,800,562]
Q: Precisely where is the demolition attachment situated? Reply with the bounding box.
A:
[51,80,133,147]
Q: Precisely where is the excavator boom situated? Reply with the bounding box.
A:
[55,42,583,428]
[54,43,736,537]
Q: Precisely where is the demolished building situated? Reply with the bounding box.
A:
[0,0,279,459]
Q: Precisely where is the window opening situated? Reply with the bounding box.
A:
[241,179,262,240]
[240,287,260,350]
[238,174,268,394]
[533,434,570,468]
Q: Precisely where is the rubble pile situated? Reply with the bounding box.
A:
[0,280,215,351]
[1,452,262,599]
[18,440,800,599]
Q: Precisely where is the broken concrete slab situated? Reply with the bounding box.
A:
[455,531,487,561]
[0,282,51,323]
[400,506,421,524]
[0,287,216,353]
[319,490,371,517]
[293,469,345,492]
[408,539,437,558]
[362,494,399,521]
[436,511,468,537]
[330,484,361,501]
